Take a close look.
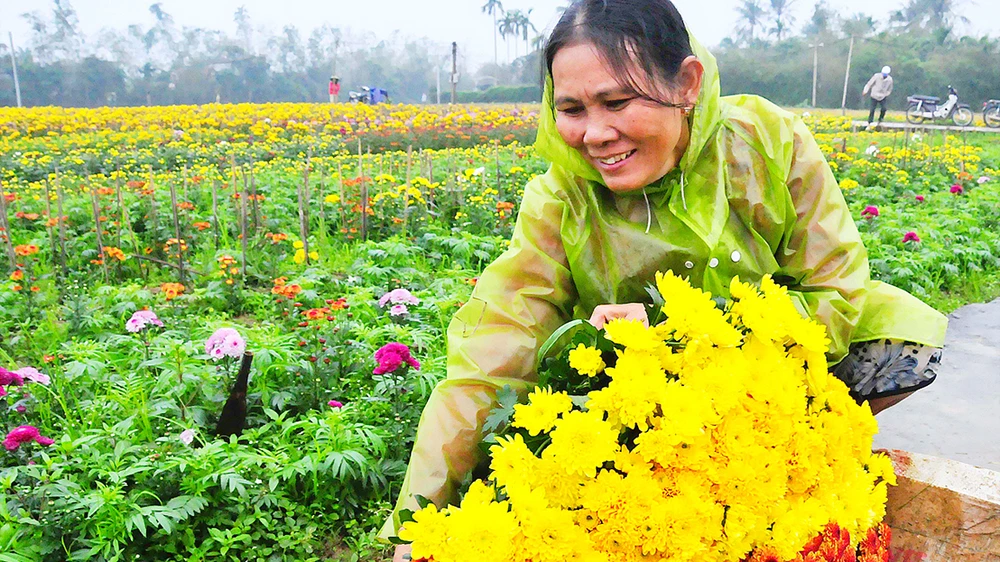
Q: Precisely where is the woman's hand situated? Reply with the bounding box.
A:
[588,303,648,330]
[393,544,412,562]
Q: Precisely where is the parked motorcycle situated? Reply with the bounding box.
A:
[983,99,1000,128]
[906,86,974,126]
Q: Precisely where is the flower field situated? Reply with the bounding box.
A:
[1,103,999,561]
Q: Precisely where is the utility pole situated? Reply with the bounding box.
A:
[841,36,855,116]
[810,42,824,108]
[450,42,458,105]
[8,32,21,108]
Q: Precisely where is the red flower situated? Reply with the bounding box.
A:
[903,231,921,243]
[861,205,879,218]
[950,184,964,195]
[915,195,926,202]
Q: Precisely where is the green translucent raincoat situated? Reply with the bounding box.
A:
[380,37,946,538]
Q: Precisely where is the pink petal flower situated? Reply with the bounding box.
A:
[861,205,879,218]
[3,425,54,451]
[915,195,926,202]
[903,231,921,243]
[179,429,195,445]
[950,184,964,195]
[16,367,50,386]
[389,304,409,317]
[328,400,343,409]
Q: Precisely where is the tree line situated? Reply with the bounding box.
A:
[1,0,998,109]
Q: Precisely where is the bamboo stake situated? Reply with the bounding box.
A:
[249,166,260,235]
[359,139,368,241]
[43,179,57,268]
[211,178,220,249]
[403,145,413,236]
[0,179,16,271]
[240,178,249,284]
[168,179,186,284]
[90,185,110,281]
[148,165,158,235]
[55,170,68,272]
[117,168,145,279]
[297,152,311,266]
[337,161,345,236]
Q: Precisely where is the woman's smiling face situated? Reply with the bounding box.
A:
[552,41,701,193]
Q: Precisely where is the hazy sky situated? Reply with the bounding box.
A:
[3,0,999,67]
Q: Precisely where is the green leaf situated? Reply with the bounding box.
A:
[482,385,519,434]
[535,319,596,370]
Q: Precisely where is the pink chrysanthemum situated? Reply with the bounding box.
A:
[3,425,55,451]
[373,342,420,375]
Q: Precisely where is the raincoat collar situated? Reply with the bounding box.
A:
[535,33,723,195]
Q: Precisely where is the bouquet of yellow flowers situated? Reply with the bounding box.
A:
[395,272,894,562]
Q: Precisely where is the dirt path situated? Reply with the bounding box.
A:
[873,299,1000,471]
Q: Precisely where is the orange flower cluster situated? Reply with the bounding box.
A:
[326,297,349,310]
[265,232,289,244]
[271,277,302,300]
[193,221,211,231]
[164,238,188,254]
[96,187,116,196]
[14,211,40,220]
[14,244,39,257]
[160,282,185,300]
[103,246,127,262]
[217,254,239,285]
[744,523,890,562]
[496,201,516,218]
[303,307,330,321]
[10,269,23,281]
[177,202,195,211]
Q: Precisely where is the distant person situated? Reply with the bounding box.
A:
[863,65,893,129]
[329,76,341,103]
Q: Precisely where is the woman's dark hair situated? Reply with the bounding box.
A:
[543,0,693,102]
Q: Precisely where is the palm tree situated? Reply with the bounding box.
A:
[733,0,767,44]
[519,9,537,56]
[768,0,797,41]
[891,0,968,31]
[481,0,504,68]
[498,12,517,63]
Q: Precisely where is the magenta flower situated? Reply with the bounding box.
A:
[205,328,246,360]
[15,367,50,386]
[126,309,164,333]
[861,205,879,218]
[915,195,926,203]
[373,342,420,375]
[903,231,921,243]
[378,288,419,308]
[950,184,964,195]
[0,367,25,388]
[328,399,343,409]
[3,425,54,451]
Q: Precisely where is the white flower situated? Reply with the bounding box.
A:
[179,429,195,445]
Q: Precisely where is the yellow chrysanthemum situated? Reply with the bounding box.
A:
[568,343,605,377]
[512,387,573,436]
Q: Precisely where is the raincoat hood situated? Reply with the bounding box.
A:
[535,34,722,190]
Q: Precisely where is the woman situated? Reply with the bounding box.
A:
[388,0,945,558]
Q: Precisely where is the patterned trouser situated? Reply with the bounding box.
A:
[832,339,942,402]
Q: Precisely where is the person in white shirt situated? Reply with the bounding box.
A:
[863,66,894,129]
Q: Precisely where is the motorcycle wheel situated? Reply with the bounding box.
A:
[952,107,974,127]
[984,107,1000,128]
[905,104,925,124]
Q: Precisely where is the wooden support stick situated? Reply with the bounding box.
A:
[211,178,220,249]
[0,180,16,271]
[359,139,368,241]
[297,151,311,266]
[55,171,68,272]
[168,179,186,284]
[90,185,110,281]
